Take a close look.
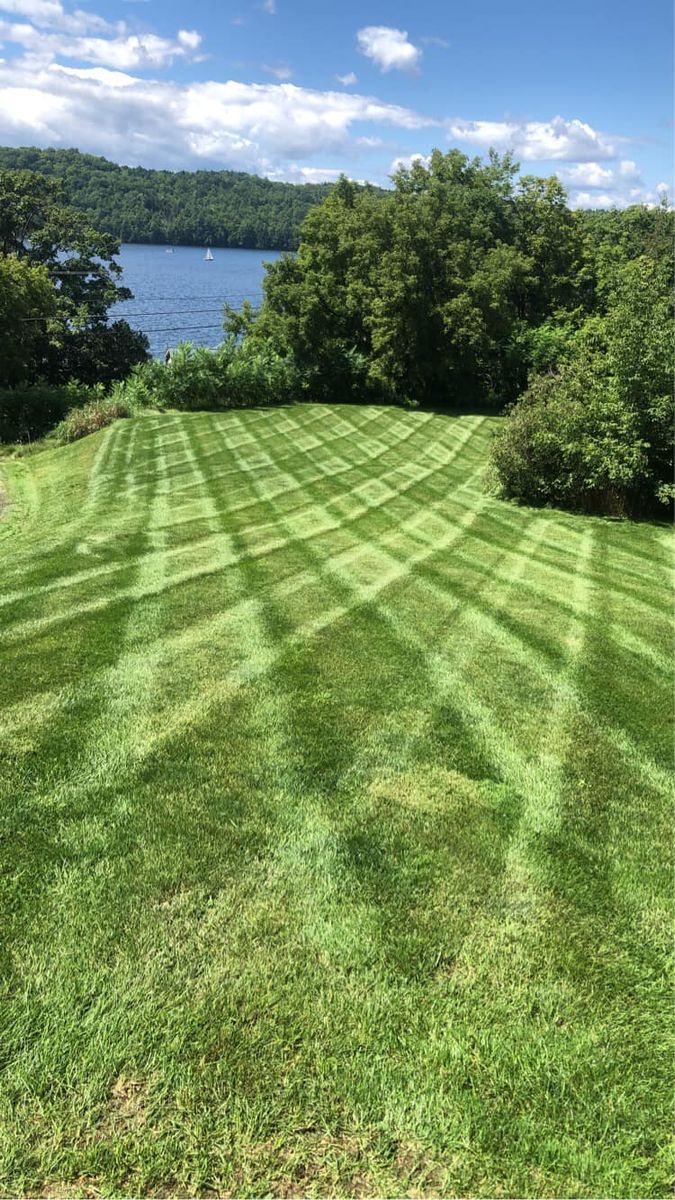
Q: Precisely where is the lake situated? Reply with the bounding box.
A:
[113,243,285,358]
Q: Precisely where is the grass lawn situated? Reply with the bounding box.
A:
[0,405,672,1198]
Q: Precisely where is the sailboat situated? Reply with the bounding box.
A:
[204,246,214,261]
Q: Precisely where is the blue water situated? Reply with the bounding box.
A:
[113,244,285,358]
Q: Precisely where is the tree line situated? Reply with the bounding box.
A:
[0,147,344,250]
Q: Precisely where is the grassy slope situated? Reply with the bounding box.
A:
[0,406,671,1198]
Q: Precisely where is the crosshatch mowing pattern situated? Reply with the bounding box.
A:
[0,405,671,1197]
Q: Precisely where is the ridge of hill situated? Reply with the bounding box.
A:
[0,146,384,249]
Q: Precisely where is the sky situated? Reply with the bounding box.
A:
[0,0,671,206]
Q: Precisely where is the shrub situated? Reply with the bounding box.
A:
[112,340,301,413]
[489,255,674,518]
[53,396,132,443]
[299,344,379,406]
[0,381,103,443]
[107,367,157,412]
[505,315,579,383]
[487,369,654,516]
[226,341,301,407]
[151,343,235,410]
[110,343,233,412]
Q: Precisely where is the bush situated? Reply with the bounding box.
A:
[487,370,654,516]
[53,396,132,443]
[113,340,301,413]
[0,381,103,443]
[124,343,234,411]
[226,341,301,407]
[298,345,380,406]
[26,339,301,447]
[489,256,674,518]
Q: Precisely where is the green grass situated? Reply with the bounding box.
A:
[0,405,672,1198]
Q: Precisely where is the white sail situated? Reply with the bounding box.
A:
[204,247,214,261]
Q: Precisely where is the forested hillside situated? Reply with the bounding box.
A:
[0,147,347,249]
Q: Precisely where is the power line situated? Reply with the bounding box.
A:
[18,306,224,324]
[17,299,257,323]
[118,301,253,318]
[141,322,226,336]
[123,304,241,316]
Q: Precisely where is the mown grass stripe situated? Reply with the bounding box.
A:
[0,416,485,643]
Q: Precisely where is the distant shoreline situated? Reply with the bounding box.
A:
[120,242,289,253]
[0,147,340,250]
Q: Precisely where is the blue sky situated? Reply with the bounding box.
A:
[0,0,671,206]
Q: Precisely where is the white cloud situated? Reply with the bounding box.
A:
[0,19,202,66]
[260,0,275,12]
[557,159,668,209]
[0,78,66,128]
[572,191,618,209]
[558,159,647,197]
[56,62,138,85]
[336,71,357,86]
[267,164,371,185]
[627,185,671,207]
[177,29,201,50]
[262,63,293,80]
[0,58,436,172]
[390,152,430,172]
[175,80,433,159]
[617,159,642,182]
[557,162,614,187]
[357,26,421,73]
[283,165,344,182]
[571,183,667,210]
[0,0,114,33]
[446,115,617,161]
[420,35,449,48]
